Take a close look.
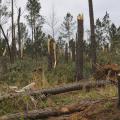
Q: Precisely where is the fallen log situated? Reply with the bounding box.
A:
[0,99,110,120]
[0,81,111,102]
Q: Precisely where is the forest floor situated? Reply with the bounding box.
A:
[0,81,120,120]
[49,98,120,120]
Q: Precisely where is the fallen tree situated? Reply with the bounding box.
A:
[1,98,115,120]
[0,80,113,102]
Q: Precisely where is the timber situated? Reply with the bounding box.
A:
[0,80,111,102]
[0,99,113,120]
[76,14,84,80]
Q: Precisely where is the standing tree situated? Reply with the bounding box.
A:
[11,0,17,63]
[46,7,58,39]
[65,43,68,63]
[76,14,84,81]
[88,0,96,73]
[60,12,76,42]
[26,0,42,43]
[17,23,28,59]
[47,35,56,71]
[0,0,10,40]
[17,8,21,59]
[69,39,75,61]
[34,24,47,59]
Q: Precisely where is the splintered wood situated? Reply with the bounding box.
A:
[94,63,120,83]
[32,68,49,89]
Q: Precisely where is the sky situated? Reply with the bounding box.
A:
[2,0,120,38]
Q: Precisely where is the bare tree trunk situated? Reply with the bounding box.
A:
[76,14,84,81]
[88,0,96,73]
[0,2,1,41]
[0,25,12,63]
[17,8,21,59]
[69,39,75,61]
[48,37,56,70]
[11,0,16,63]
[65,43,69,63]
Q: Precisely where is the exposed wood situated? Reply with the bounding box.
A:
[0,80,111,102]
[76,14,84,80]
[48,36,56,70]
[94,63,120,83]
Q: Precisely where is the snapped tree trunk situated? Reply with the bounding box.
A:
[76,14,84,81]
[88,0,96,73]
[48,37,56,71]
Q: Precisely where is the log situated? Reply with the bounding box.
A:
[0,81,111,102]
[0,99,107,120]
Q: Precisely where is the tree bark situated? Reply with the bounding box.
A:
[65,43,69,63]
[0,80,110,102]
[48,37,56,70]
[88,0,96,73]
[0,25,12,63]
[76,14,84,81]
[11,0,16,63]
[17,8,21,59]
[69,39,75,61]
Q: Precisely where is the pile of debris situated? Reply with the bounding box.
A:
[94,63,120,83]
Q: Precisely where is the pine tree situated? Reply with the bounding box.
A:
[60,13,76,42]
[26,0,43,43]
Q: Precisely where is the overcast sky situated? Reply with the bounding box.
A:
[2,0,120,38]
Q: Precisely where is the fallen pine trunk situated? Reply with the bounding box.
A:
[0,80,112,102]
[0,99,113,120]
